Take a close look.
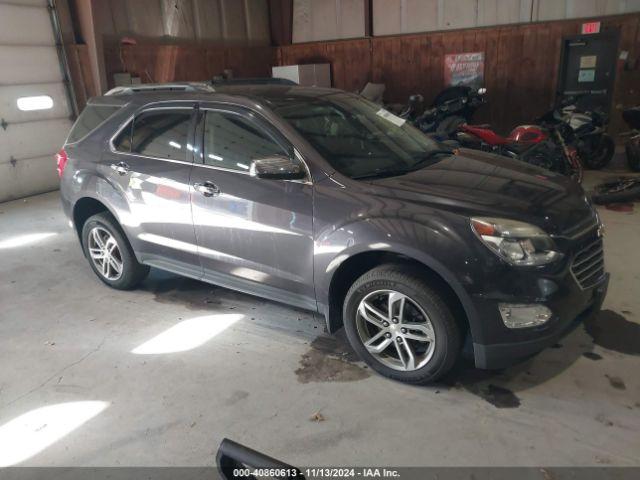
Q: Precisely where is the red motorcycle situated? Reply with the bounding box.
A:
[457,115,583,183]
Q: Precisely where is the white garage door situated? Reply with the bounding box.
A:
[0,0,73,203]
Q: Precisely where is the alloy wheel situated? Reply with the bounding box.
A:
[355,289,436,371]
[87,226,123,281]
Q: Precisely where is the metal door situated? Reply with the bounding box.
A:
[557,32,619,113]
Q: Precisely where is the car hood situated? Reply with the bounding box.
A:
[366,149,594,236]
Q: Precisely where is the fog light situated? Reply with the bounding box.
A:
[498,303,552,329]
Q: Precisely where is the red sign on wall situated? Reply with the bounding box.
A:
[444,52,485,88]
[582,21,601,34]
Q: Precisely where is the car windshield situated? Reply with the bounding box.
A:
[270,93,453,179]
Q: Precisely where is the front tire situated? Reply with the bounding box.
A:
[343,265,462,384]
[81,212,149,290]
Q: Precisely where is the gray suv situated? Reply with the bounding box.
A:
[59,83,608,384]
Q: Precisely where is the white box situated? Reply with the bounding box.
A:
[272,64,331,87]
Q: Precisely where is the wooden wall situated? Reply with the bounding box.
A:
[67,44,98,111]
[276,38,371,93]
[103,42,276,88]
[101,14,640,135]
[277,14,640,134]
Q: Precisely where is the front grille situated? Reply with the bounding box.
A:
[571,237,605,289]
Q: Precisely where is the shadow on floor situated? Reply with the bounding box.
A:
[139,270,637,408]
[139,269,324,341]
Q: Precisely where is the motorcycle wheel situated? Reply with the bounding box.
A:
[626,139,640,172]
[591,178,640,204]
[518,139,579,179]
[582,134,615,170]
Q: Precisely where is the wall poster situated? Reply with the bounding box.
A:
[444,52,485,88]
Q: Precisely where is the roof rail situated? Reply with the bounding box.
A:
[211,77,297,86]
[104,82,215,96]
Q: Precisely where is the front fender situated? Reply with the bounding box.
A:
[314,215,482,340]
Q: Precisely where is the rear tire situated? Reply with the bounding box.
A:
[343,264,462,384]
[81,212,149,290]
[582,134,615,170]
[626,140,640,172]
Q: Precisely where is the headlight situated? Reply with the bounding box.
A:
[470,217,563,266]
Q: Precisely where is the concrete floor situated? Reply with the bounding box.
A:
[0,170,639,467]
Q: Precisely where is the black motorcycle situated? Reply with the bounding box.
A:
[554,96,615,170]
[400,85,486,138]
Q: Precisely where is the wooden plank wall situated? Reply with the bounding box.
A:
[100,14,639,135]
[277,38,371,93]
[277,14,640,134]
[103,43,276,88]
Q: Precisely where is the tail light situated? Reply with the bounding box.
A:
[55,148,68,178]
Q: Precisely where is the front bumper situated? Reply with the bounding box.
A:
[473,272,608,369]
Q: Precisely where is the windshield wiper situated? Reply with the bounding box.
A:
[351,168,412,180]
[409,148,456,171]
[350,149,456,180]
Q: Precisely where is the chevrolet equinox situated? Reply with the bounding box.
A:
[58,83,609,384]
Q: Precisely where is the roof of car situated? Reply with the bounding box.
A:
[89,82,347,108]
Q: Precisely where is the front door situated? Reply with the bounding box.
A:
[102,105,201,277]
[189,106,315,309]
[558,32,619,113]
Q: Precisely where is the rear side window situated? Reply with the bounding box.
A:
[128,110,192,160]
[67,105,121,144]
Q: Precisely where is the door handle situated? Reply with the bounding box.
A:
[110,161,130,175]
[194,181,220,197]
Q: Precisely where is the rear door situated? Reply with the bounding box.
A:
[190,105,315,309]
[101,104,202,278]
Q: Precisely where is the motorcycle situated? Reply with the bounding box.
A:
[621,106,640,172]
[457,111,583,182]
[556,97,615,170]
[400,85,486,138]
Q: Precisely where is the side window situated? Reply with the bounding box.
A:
[130,110,192,160]
[203,110,290,172]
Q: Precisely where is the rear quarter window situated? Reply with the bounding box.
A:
[66,104,122,144]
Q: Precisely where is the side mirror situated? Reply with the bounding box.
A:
[249,155,306,181]
[216,438,304,480]
[408,94,424,106]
